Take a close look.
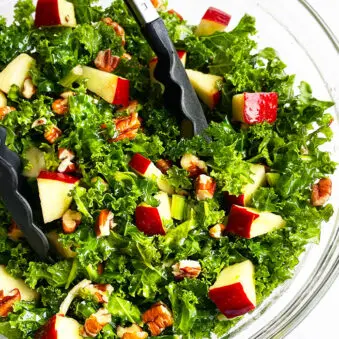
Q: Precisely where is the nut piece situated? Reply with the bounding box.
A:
[95,210,116,238]
[0,289,21,317]
[83,308,112,337]
[102,18,126,46]
[44,125,62,144]
[117,100,139,115]
[52,98,68,115]
[195,174,216,201]
[109,111,141,143]
[95,49,120,73]
[22,78,36,99]
[172,260,201,280]
[62,209,82,234]
[86,283,114,304]
[31,117,47,128]
[122,53,132,61]
[156,159,172,174]
[58,148,75,161]
[142,302,174,336]
[111,128,138,143]
[0,106,16,120]
[7,220,24,241]
[58,159,76,173]
[180,154,207,178]
[209,223,226,239]
[311,178,332,206]
[117,324,148,339]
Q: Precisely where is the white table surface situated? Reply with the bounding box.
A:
[287,2,339,338]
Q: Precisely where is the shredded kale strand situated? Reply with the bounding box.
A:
[0,0,336,338]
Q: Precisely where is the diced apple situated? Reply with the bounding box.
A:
[186,69,222,109]
[37,171,80,224]
[266,173,280,187]
[135,192,171,235]
[129,153,162,179]
[47,230,76,258]
[0,91,7,107]
[224,164,266,210]
[22,147,46,178]
[35,314,83,339]
[35,0,77,28]
[195,7,231,37]
[225,205,286,239]
[208,260,256,319]
[0,54,35,94]
[232,92,278,125]
[0,265,38,301]
[149,50,187,83]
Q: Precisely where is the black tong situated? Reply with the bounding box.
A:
[0,127,52,262]
[124,0,208,136]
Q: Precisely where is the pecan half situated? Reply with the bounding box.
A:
[0,289,21,317]
[0,106,16,120]
[172,260,201,280]
[156,159,172,174]
[62,209,82,234]
[7,220,24,241]
[142,302,173,336]
[83,308,112,337]
[180,154,207,178]
[117,324,148,339]
[102,18,126,46]
[209,223,226,239]
[311,178,332,207]
[195,174,216,201]
[22,78,36,99]
[109,111,141,142]
[95,210,116,238]
[44,125,62,144]
[95,49,120,73]
[52,98,68,115]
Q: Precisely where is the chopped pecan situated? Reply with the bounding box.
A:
[142,302,173,336]
[62,209,82,234]
[195,174,216,201]
[52,98,68,115]
[172,260,201,280]
[109,111,141,142]
[95,49,120,73]
[95,210,116,238]
[7,220,24,241]
[156,159,172,174]
[58,148,75,161]
[180,154,207,178]
[117,324,148,339]
[86,284,114,304]
[58,159,76,173]
[209,223,226,239]
[44,125,62,144]
[311,178,332,207]
[102,18,126,46]
[0,289,21,317]
[0,106,16,120]
[111,128,139,142]
[22,78,36,99]
[117,100,139,115]
[31,117,47,128]
[83,308,112,337]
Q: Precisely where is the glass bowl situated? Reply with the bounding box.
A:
[1,0,338,338]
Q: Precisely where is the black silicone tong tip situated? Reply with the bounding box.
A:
[124,0,209,137]
[0,127,53,262]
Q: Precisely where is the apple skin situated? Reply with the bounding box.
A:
[208,260,256,319]
[186,69,222,109]
[35,0,77,28]
[38,171,79,184]
[226,205,286,239]
[135,203,166,236]
[232,92,278,124]
[129,153,161,178]
[112,77,130,107]
[196,7,231,37]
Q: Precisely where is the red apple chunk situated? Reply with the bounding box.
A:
[232,92,278,125]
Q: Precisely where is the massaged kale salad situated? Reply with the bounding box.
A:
[0,0,336,338]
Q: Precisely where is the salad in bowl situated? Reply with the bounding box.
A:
[0,0,336,338]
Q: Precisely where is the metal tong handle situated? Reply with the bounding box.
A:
[0,127,52,262]
[124,0,209,136]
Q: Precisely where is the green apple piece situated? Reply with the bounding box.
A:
[155,191,171,221]
[157,175,174,195]
[171,194,187,221]
[22,147,46,178]
[47,230,76,258]
[250,210,285,238]
[59,65,83,88]
[266,173,280,187]
[0,54,36,94]
[0,265,38,301]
